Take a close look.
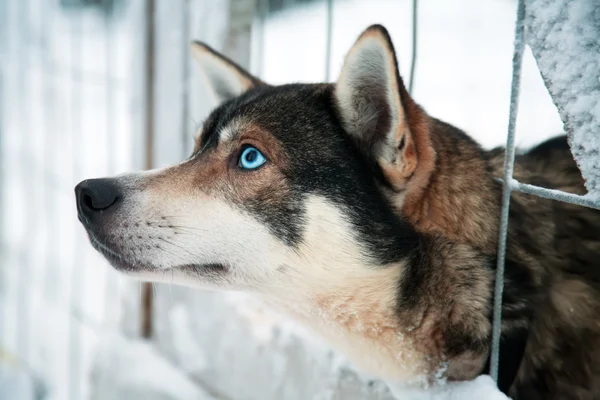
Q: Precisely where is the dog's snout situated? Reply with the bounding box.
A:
[75,178,121,219]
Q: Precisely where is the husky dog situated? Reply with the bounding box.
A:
[75,25,600,399]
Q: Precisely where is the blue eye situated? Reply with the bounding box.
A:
[239,146,266,170]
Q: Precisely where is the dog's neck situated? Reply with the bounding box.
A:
[400,119,501,253]
[260,266,439,384]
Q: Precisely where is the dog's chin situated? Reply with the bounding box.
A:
[87,234,229,277]
[87,235,150,272]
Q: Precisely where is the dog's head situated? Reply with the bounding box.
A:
[76,25,433,294]
[75,25,500,383]
[75,24,494,382]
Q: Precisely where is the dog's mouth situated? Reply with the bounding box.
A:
[87,232,229,275]
[88,235,149,272]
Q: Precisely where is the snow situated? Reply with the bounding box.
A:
[90,334,215,400]
[388,375,510,400]
[0,362,39,400]
[166,304,210,373]
[152,289,396,400]
[525,0,600,197]
[151,289,510,400]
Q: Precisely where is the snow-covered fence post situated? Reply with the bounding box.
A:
[525,0,600,197]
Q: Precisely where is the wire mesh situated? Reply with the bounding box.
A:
[408,0,417,94]
[489,0,526,381]
[324,0,333,82]
[510,180,600,210]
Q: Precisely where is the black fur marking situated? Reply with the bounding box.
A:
[445,328,489,359]
[197,110,222,151]
[244,187,305,246]
[498,258,537,323]
[397,238,435,310]
[484,257,534,395]
[483,327,529,395]
[398,135,406,151]
[527,134,570,155]
[197,83,420,264]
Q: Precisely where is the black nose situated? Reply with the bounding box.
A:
[75,178,121,220]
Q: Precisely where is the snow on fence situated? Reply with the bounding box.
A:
[525,0,600,197]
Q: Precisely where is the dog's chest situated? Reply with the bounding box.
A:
[262,292,435,383]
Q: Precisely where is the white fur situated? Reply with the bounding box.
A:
[106,167,287,291]
[109,176,371,291]
[216,118,244,143]
[106,179,431,382]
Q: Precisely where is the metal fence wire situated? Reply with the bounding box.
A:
[488,0,600,382]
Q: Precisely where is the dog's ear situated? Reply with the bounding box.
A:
[191,41,264,104]
[334,25,434,191]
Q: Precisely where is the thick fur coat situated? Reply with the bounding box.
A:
[75,25,600,399]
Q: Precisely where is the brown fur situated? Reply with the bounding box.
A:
[149,122,290,208]
[400,239,495,381]
[354,25,600,395]
[76,24,600,399]
[391,93,600,398]
[180,29,600,398]
[398,119,501,253]
[205,28,600,397]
